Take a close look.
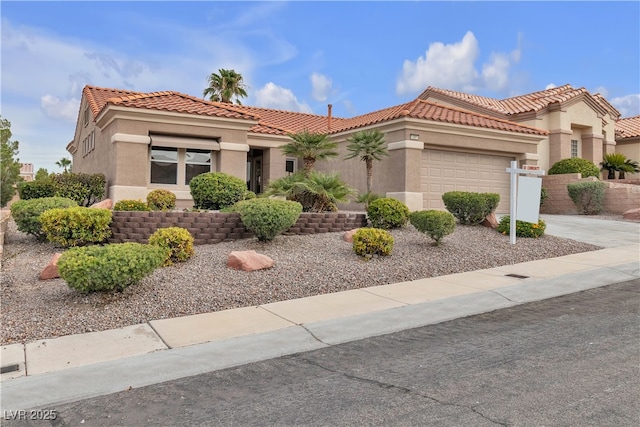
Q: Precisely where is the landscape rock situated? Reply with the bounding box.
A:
[90,199,113,209]
[39,253,63,280]
[481,212,499,229]
[227,250,274,272]
[343,229,359,243]
[622,207,640,220]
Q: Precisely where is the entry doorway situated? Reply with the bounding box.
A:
[246,149,263,194]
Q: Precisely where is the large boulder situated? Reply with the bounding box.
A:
[622,208,640,221]
[90,199,113,209]
[227,250,274,272]
[343,229,359,243]
[39,253,62,280]
[480,212,499,229]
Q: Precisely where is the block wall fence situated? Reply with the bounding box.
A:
[109,211,368,245]
[541,174,640,215]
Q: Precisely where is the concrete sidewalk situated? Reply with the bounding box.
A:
[1,215,638,411]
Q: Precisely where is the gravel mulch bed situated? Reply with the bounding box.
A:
[1,219,602,345]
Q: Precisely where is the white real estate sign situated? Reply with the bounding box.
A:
[516,176,542,224]
[506,161,545,244]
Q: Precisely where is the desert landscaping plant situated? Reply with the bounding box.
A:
[567,181,606,215]
[366,197,410,229]
[280,130,338,176]
[234,198,303,241]
[148,227,195,265]
[409,210,456,245]
[345,129,388,194]
[9,197,78,241]
[49,172,106,206]
[147,189,176,211]
[548,158,600,179]
[497,216,546,238]
[58,243,166,293]
[40,206,112,248]
[264,171,355,212]
[441,191,500,225]
[352,227,394,258]
[113,199,151,211]
[189,172,247,210]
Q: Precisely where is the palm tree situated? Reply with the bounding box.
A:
[344,129,388,193]
[203,69,248,105]
[280,130,339,176]
[619,158,640,179]
[56,157,72,173]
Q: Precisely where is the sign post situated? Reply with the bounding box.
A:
[505,161,545,244]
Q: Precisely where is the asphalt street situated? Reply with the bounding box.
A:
[3,279,638,427]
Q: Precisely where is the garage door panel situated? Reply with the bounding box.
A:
[421,149,512,213]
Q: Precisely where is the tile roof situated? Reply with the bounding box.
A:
[421,84,610,116]
[332,99,548,136]
[616,115,640,139]
[83,85,259,122]
[231,105,348,135]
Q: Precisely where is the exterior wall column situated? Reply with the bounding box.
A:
[582,133,604,165]
[548,129,572,166]
[218,142,249,181]
[262,147,286,188]
[109,133,151,202]
[385,140,424,211]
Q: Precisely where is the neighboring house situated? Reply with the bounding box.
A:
[19,163,34,182]
[68,84,632,213]
[615,115,640,162]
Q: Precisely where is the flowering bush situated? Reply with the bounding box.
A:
[113,199,150,211]
[497,215,546,238]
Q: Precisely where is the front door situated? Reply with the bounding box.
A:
[246,149,263,194]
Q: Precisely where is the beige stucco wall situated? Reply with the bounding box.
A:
[616,138,640,163]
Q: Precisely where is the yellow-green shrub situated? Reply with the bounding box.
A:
[58,243,166,293]
[497,216,546,238]
[9,197,78,241]
[409,210,456,245]
[148,227,195,265]
[366,198,409,229]
[353,228,394,258]
[113,199,150,211]
[40,207,112,247]
[147,189,176,211]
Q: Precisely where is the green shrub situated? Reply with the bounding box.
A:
[9,197,78,241]
[548,158,600,178]
[58,243,166,293]
[148,227,195,265]
[366,197,410,229]
[113,199,150,211]
[234,198,303,241]
[50,172,106,206]
[497,215,546,238]
[17,180,56,200]
[189,172,247,210]
[409,210,456,245]
[352,228,394,258]
[441,191,500,225]
[567,181,606,215]
[356,192,382,209]
[146,189,176,211]
[40,207,112,248]
[243,190,257,200]
[540,186,549,207]
[264,171,356,212]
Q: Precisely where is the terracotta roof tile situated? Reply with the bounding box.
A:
[616,115,640,139]
[234,105,347,134]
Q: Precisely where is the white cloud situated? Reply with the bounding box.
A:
[593,86,609,98]
[545,83,557,90]
[396,31,524,95]
[310,73,332,102]
[40,95,80,121]
[611,94,640,117]
[254,83,312,113]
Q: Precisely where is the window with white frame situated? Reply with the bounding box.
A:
[285,158,297,175]
[150,146,214,185]
[571,140,579,158]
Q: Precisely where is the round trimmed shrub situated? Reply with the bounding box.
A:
[58,243,166,293]
[189,172,247,210]
[353,228,394,257]
[9,197,78,241]
[567,181,606,215]
[40,207,112,248]
[113,199,150,211]
[497,215,546,238]
[548,158,600,178]
[17,180,56,200]
[409,210,456,245]
[234,198,303,241]
[441,191,500,225]
[366,197,410,229]
[148,227,195,265]
[147,189,176,211]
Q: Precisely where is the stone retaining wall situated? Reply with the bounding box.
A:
[109,211,368,245]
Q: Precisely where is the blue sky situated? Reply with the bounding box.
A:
[2,1,639,173]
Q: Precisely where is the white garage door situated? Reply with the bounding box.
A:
[421,150,513,213]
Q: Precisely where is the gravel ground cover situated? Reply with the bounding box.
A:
[0,218,604,345]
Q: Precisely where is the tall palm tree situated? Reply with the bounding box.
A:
[281,130,339,176]
[203,69,248,105]
[56,157,72,173]
[344,129,388,193]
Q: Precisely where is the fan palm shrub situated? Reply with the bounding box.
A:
[345,129,388,193]
[264,171,355,212]
[280,130,339,176]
